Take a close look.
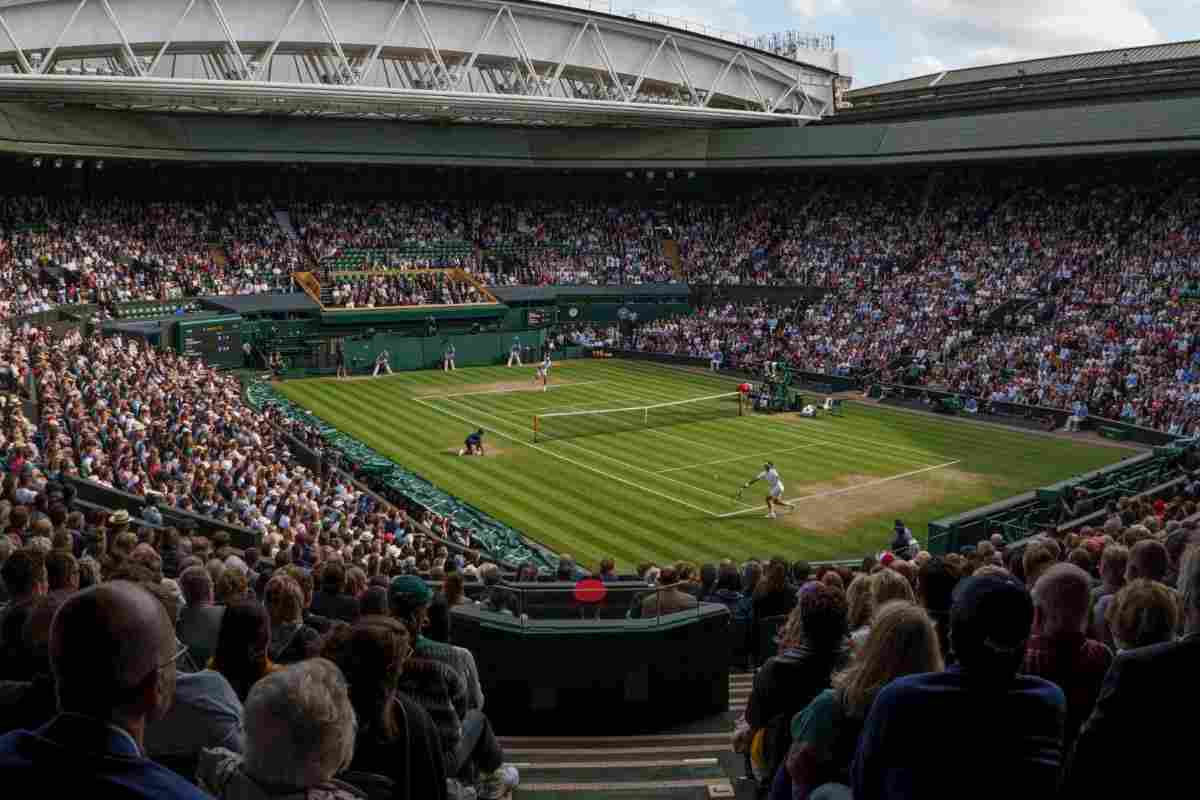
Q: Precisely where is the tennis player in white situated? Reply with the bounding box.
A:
[742,461,795,519]
[534,354,552,392]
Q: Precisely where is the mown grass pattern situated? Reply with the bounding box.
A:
[277,360,1128,570]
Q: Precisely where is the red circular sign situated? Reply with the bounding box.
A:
[573,578,607,604]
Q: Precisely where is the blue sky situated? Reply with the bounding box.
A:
[615,0,1196,88]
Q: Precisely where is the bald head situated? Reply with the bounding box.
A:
[50,580,177,720]
[1032,563,1092,636]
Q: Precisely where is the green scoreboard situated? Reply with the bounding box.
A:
[176,315,243,368]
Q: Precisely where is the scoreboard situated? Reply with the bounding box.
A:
[527,308,554,327]
[176,315,243,368]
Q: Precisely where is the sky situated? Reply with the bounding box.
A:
[609,0,1198,88]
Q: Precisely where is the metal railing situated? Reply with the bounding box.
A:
[541,0,835,52]
[471,580,713,626]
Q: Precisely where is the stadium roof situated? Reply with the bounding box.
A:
[839,38,1200,122]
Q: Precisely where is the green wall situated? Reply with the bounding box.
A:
[341,330,546,372]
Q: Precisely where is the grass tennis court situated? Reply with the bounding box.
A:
[277,359,1130,568]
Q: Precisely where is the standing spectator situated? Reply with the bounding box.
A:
[321,616,448,800]
[198,659,361,800]
[177,565,224,670]
[777,601,943,800]
[1024,563,1113,752]
[1069,546,1200,797]
[853,575,1066,799]
[0,581,209,799]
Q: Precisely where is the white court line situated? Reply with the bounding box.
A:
[432,380,606,399]
[441,396,754,509]
[717,460,962,518]
[657,443,820,474]
[413,396,728,518]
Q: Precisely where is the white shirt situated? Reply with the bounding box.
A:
[757,467,783,493]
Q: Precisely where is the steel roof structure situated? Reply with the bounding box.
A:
[0,0,849,127]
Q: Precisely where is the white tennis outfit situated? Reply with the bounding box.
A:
[758,467,784,498]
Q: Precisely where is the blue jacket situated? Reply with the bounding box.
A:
[852,666,1065,800]
[0,713,211,799]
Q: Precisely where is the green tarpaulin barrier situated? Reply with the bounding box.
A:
[246,381,552,570]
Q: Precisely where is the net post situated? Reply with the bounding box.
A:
[532,415,539,443]
[738,391,744,417]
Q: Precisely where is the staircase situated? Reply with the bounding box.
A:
[496,671,754,799]
[273,209,300,241]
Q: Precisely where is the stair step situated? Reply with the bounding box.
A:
[518,778,733,795]
[500,733,729,749]
[505,744,728,758]
[516,761,724,783]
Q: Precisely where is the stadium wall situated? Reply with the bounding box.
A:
[5,93,1200,166]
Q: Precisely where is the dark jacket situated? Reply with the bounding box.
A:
[752,588,796,622]
[746,644,849,786]
[1068,634,1200,798]
[267,622,321,665]
[0,713,211,799]
[343,694,448,800]
[177,604,225,671]
[311,590,361,624]
[853,666,1065,800]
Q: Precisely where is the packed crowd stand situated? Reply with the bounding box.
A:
[328,272,488,308]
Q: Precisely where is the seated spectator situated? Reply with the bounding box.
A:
[0,581,208,799]
[177,565,224,670]
[360,586,389,616]
[596,558,617,582]
[851,568,915,650]
[312,562,361,624]
[776,601,943,800]
[211,601,278,702]
[0,591,67,734]
[1024,563,1112,751]
[853,575,1066,799]
[388,576,484,711]
[284,565,335,634]
[1070,546,1200,797]
[1105,578,1179,651]
[744,583,849,787]
[264,574,320,665]
[916,556,958,664]
[702,561,743,611]
[1089,544,1128,644]
[198,659,360,800]
[321,616,448,800]
[0,550,47,679]
[388,576,518,798]
[639,566,699,618]
[44,550,79,594]
[477,563,520,616]
[752,561,797,622]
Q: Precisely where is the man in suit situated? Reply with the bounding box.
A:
[1069,545,1200,796]
[0,581,209,799]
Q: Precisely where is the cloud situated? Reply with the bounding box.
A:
[844,0,1163,84]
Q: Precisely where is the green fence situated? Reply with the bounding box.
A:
[245,381,553,570]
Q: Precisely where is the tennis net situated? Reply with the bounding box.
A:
[533,392,744,442]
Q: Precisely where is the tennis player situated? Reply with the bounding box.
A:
[535,353,552,392]
[742,462,795,519]
[459,428,485,456]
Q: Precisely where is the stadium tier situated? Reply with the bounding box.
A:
[4,20,1200,800]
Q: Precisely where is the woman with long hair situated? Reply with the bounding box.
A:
[321,616,448,800]
[771,601,943,800]
[264,574,320,665]
[753,561,797,620]
[211,601,279,702]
